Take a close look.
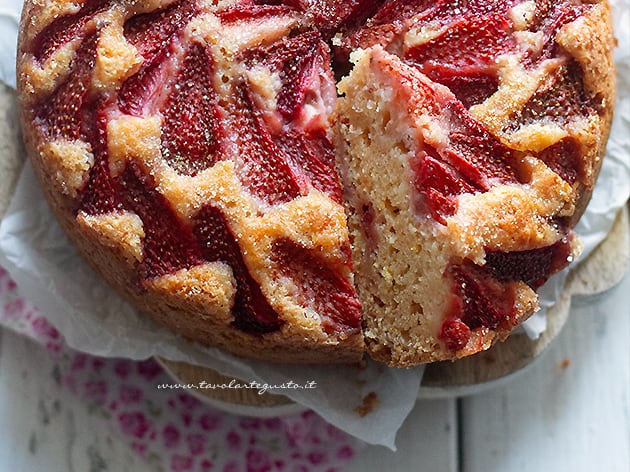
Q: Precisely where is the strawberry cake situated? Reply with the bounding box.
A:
[16,0,615,366]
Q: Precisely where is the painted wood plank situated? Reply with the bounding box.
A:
[344,398,458,472]
[0,329,153,472]
[460,267,630,472]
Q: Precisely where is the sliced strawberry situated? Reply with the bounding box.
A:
[405,14,515,106]
[160,43,224,176]
[217,4,295,23]
[484,238,573,289]
[445,100,520,188]
[529,0,590,35]
[407,13,514,66]
[119,163,204,280]
[369,0,433,25]
[416,0,519,27]
[334,0,432,68]
[119,0,198,116]
[244,31,324,121]
[380,52,518,221]
[79,100,121,216]
[260,0,383,35]
[440,235,573,351]
[510,59,592,129]
[412,146,479,224]
[526,0,592,64]
[274,129,343,203]
[31,0,111,64]
[447,261,518,331]
[537,137,580,185]
[439,318,471,351]
[271,239,362,334]
[193,205,283,334]
[230,81,305,205]
[422,68,500,108]
[35,32,98,142]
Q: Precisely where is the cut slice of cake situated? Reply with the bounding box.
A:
[336,46,581,366]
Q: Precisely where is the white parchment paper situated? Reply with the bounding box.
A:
[1,0,629,449]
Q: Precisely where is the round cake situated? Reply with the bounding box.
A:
[16,0,615,366]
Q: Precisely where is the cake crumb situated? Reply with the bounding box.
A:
[355,392,379,417]
[558,358,571,370]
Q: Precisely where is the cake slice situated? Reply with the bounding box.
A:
[336,47,581,366]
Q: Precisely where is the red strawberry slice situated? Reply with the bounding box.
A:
[119,163,204,280]
[439,318,471,351]
[413,146,479,224]
[31,0,111,64]
[334,0,432,68]
[447,261,518,331]
[261,0,383,35]
[484,238,573,289]
[244,31,325,121]
[511,59,592,129]
[526,0,592,64]
[382,53,518,221]
[423,68,500,108]
[445,100,520,188]
[405,14,515,107]
[119,0,198,116]
[274,130,343,203]
[271,239,362,334]
[35,32,98,142]
[217,4,296,23]
[79,100,121,216]
[537,137,580,185]
[509,59,590,184]
[160,43,224,176]
[193,205,283,334]
[230,81,306,205]
[369,0,433,26]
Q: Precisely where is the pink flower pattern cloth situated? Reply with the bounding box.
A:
[0,266,363,471]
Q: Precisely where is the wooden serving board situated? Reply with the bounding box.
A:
[1,83,628,409]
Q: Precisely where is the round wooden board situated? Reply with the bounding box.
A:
[1,83,628,412]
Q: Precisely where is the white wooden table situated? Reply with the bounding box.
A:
[0,264,627,471]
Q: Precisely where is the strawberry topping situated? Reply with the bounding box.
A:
[160,43,224,176]
[31,0,111,64]
[271,239,362,334]
[119,163,204,280]
[537,137,580,185]
[193,205,283,334]
[119,0,199,116]
[440,235,573,351]
[261,0,383,36]
[217,4,295,23]
[244,31,324,121]
[274,130,343,203]
[510,59,592,129]
[79,101,121,216]
[35,32,98,142]
[448,261,518,331]
[526,0,592,64]
[484,238,573,289]
[406,14,515,106]
[403,73,518,222]
[413,146,479,224]
[230,81,306,205]
[439,318,471,351]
